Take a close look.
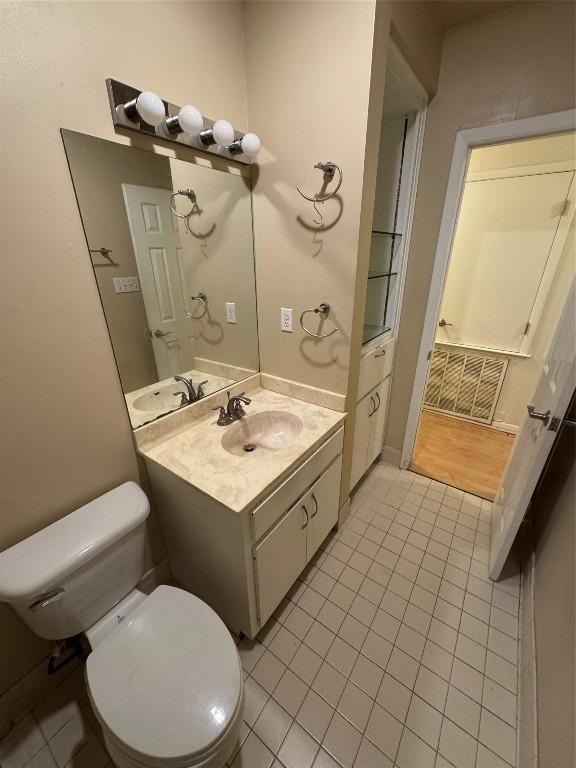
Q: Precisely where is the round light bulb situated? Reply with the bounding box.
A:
[136,91,165,126]
[178,105,203,135]
[241,132,261,157]
[212,119,235,147]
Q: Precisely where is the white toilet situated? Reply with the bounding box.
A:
[0,482,243,768]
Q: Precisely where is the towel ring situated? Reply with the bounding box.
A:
[185,292,207,319]
[171,189,199,220]
[297,162,343,204]
[300,303,337,339]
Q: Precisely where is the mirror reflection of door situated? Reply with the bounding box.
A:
[122,184,194,380]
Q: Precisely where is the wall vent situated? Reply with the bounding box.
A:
[424,347,508,424]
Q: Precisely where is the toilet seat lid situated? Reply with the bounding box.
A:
[86,585,242,765]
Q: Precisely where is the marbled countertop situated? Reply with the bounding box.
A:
[138,387,345,514]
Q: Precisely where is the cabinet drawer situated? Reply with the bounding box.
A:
[251,427,344,541]
[358,337,394,400]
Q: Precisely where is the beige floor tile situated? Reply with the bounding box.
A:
[387,647,419,689]
[242,676,269,726]
[253,698,292,754]
[479,709,516,766]
[414,665,449,713]
[350,654,384,699]
[312,662,347,708]
[337,681,373,732]
[406,695,442,749]
[377,673,412,722]
[304,621,335,658]
[396,728,436,768]
[322,712,362,768]
[445,686,481,738]
[326,636,358,677]
[252,651,287,694]
[296,689,334,743]
[482,677,517,728]
[365,702,403,762]
[289,643,323,686]
[277,721,319,768]
[231,731,274,768]
[272,669,308,717]
[353,737,393,768]
[439,717,477,768]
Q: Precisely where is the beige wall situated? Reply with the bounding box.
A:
[169,158,259,373]
[527,426,575,768]
[386,0,576,453]
[390,0,443,96]
[244,0,382,397]
[0,0,248,698]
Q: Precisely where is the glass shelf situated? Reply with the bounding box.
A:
[362,323,391,345]
[368,271,398,280]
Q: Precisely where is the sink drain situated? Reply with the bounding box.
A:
[243,444,256,453]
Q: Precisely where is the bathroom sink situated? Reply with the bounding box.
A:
[221,411,303,456]
[132,383,187,412]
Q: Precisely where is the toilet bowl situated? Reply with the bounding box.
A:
[87,586,243,768]
[0,483,243,768]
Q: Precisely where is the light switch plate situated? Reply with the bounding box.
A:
[281,307,293,332]
[225,302,237,323]
[113,276,140,293]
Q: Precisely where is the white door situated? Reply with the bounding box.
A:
[351,392,374,488]
[439,171,574,352]
[254,499,308,625]
[367,377,391,466]
[490,278,576,579]
[123,184,194,379]
[306,457,342,560]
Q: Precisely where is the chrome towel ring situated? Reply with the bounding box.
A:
[297,162,343,224]
[299,303,337,339]
[185,292,208,319]
[171,189,200,230]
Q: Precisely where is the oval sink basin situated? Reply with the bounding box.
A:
[221,411,303,456]
[133,383,186,412]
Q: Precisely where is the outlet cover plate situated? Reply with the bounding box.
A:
[281,307,293,332]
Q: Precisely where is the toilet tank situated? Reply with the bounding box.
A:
[0,482,150,640]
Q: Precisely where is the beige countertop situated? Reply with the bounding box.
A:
[138,387,345,514]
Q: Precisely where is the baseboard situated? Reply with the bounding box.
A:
[338,498,351,529]
[381,445,401,467]
[518,519,538,768]
[260,373,346,412]
[492,421,519,434]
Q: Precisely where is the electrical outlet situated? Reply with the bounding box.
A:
[113,276,140,293]
[280,307,293,332]
[225,302,237,323]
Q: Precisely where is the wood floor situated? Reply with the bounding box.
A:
[411,409,516,501]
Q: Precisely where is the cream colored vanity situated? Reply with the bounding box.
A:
[351,336,395,488]
[134,378,345,638]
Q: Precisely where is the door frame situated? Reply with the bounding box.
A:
[400,108,576,469]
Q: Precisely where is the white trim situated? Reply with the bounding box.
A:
[492,421,519,434]
[401,109,576,469]
[467,159,575,182]
[435,340,530,359]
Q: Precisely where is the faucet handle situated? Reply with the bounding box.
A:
[212,405,233,426]
[197,380,208,399]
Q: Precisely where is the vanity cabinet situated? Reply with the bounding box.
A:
[144,423,344,639]
[351,338,394,488]
[254,456,342,624]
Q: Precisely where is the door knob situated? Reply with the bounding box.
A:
[153,329,174,338]
[438,319,453,327]
[527,404,551,427]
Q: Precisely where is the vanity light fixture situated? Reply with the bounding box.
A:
[200,119,235,148]
[228,132,261,158]
[107,79,261,164]
[164,105,204,136]
[119,90,166,127]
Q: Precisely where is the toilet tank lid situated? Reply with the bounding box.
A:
[0,482,149,602]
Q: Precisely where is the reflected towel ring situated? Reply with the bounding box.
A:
[185,292,208,319]
[299,303,337,338]
[170,189,200,228]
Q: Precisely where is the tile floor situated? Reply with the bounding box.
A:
[0,462,521,768]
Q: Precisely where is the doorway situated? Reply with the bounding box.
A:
[409,131,575,500]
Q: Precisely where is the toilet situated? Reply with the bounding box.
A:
[0,482,243,768]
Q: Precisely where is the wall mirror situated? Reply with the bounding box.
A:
[62,130,259,429]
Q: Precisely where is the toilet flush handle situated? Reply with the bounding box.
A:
[28,587,65,612]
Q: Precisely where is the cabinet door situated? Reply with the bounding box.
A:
[367,377,391,467]
[306,456,343,561]
[254,499,307,625]
[351,390,376,489]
